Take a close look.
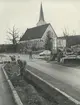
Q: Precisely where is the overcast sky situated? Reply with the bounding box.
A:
[0,0,80,44]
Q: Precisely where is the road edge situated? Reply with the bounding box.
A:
[1,65,23,105]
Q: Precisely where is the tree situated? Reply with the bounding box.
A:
[7,26,19,45]
[63,28,70,47]
[45,31,53,51]
[63,28,69,37]
[72,30,76,36]
[45,31,57,61]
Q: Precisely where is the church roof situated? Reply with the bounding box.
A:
[20,24,50,41]
[37,3,46,26]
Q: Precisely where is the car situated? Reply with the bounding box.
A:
[39,50,51,56]
[60,48,80,63]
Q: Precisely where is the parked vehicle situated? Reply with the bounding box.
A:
[71,45,80,55]
[60,48,80,63]
[63,48,74,56]
[39,50,51,56]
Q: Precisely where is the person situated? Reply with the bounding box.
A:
[29,48,33,59]
[17,58,26,78]
[9,55,16,63]
[57,49,63,62]
[20,49,22,54]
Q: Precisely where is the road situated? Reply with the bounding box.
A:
[3,53,80,102]
[17,54,80,102]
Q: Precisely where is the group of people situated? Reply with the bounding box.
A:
[9,55,27,78]
[9,48,34,79]
[17,49,33,78]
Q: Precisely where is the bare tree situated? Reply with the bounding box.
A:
[72,30,76,36]
[63,28,69,37]
[63,28,70,48]
[7,26,19,45]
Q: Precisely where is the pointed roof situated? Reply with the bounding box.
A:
[37,3,46,26]
[20,24,50,41]
[39,3,44,21]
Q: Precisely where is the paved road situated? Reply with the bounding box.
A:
[28,59,80,101]
[0,64,15,105]
[3,54,80,102]
[15,54,80,102]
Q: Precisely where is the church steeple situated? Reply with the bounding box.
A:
[39,3,44,21]
[37,3,46,26]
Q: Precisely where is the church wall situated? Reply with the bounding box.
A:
[41,25,57,50]
[17,38,44,53]
[27,39,44,49]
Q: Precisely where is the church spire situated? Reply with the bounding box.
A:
[39,3,44,21]
[37,3,46,26]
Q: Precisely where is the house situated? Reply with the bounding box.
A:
[57,36,66,49]
[18,3,57,53]
[65,35,80,47]
[57,35,80,49]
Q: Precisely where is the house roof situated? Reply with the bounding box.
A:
[20,23,50,41]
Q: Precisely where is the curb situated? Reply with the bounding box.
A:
[2,66,23,105]
[25,66,80,105]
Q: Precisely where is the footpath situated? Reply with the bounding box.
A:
[0,64,15,105]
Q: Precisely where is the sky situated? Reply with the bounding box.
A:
[0,0,80,44]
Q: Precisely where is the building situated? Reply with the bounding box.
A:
[57,35,80,49]
[19,3,57,53]
[57,36,66,49]
[65,35,80,47]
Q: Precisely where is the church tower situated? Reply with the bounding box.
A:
[37,3,46,26]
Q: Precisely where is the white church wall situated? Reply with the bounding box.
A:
[19,38,44,50]
[27,38,44,49]
[41,24,57,50]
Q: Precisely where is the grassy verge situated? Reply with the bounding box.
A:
[4,62,57,105]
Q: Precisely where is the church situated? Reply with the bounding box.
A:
[18,3,57,52]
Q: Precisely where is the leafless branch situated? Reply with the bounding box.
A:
[6,26,19,45]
